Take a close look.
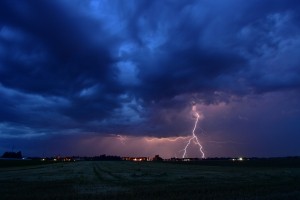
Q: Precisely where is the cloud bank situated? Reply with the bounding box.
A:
[0,0,300,157]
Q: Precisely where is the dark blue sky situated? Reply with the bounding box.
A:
[0,0,300,158]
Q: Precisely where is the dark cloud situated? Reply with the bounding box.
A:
[0,0,117,94]
[0,0,300,157]
[0,0,123,126]
[120,0,300,102]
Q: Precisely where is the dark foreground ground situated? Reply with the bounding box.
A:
[0,159,300,200]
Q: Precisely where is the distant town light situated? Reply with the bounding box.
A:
[232,157,244,162]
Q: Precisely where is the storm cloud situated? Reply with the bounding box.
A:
[0,0,300,157]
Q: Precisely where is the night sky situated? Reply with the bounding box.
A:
[1,0,300,158]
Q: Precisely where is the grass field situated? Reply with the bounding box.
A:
[1,160,300,200]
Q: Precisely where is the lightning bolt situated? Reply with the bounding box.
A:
[110,134,127,144]
[145,136,189,142]
[182,109,205,159]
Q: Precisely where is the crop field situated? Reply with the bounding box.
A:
[1,159,300,200]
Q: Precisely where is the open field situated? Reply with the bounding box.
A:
[1,159,300,200]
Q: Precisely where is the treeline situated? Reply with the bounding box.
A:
[83,154,122,161]
[1,151,23,159]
